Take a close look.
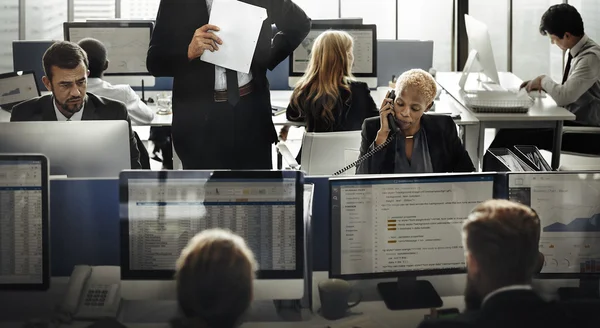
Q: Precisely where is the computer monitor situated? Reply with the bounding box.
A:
[289,24,377,88]
[377,40,434,87]
[300,131,362,176]
[0,154,50,290]
[507,172,600,299]
[12,40,55,86]
[119,170,305,300]
[312,18,363,25]
[460,14,502,91]
[0,71,41,111]
[86,19,155,24]
[330,173,496,310]
[0,121,131,178]
[64,22,153,78]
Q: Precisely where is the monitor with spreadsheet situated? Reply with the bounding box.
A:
[0,71,41,111]
[330,173,496,310]
[0,154,49,290]
[119,170,305,299]
[507,172,600,278]
[64,21,153,75]
[289,24,377,88]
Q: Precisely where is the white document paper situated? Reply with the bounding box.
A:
[200,0,267,74]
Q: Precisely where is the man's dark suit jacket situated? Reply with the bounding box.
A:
[147,0,310,169]
[356,114,475,174]
[418,289,600,328]
[10,93,142,169]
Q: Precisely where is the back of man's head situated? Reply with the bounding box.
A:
[77,38,107,78]
[540,3,584,38]
[463,199,541,290]
[175,228,257,328]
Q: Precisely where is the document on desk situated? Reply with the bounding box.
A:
[200,0,267,73]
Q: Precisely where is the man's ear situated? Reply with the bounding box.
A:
[535,251,545,273]
[466,252,479,275]
[42,76,52,92]
[104,60,109,71]
[564,32,572,40]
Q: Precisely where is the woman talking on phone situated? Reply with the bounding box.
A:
[356,69,475,174]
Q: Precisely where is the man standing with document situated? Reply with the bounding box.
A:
[147,0,310,169]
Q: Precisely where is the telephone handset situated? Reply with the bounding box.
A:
[333,90,401,176]
[387,90,400,133]
[56,265,121,321]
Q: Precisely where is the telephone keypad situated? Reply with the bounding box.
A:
[84,285,109,307]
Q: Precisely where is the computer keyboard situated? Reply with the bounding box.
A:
[481,82,507,92]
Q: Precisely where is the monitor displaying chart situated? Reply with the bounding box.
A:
[508,172,600,274]
[64,22,153,75]
[0,72,39,108]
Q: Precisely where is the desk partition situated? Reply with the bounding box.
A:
[50,179,120,276]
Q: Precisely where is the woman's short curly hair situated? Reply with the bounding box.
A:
[395,69,437,105]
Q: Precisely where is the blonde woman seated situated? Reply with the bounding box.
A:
[356,69,475,174]
[172,228,257,328]
[280,30,378,148]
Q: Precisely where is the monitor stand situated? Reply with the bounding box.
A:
[377,277,443,310]
[481,81,506,92]
[558,278,600,301]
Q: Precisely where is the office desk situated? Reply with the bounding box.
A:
[436,72,576,170]
[140,90,477,126]
[0,269,574,328]
[0,271,466,328]
[142,90,304,127]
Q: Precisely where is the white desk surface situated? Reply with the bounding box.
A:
[142,89,477,127]
[436,72,576,122]
[0,271,467,328]
[1,89,477,127]
[144,90,302,127]
[0,269,573,328]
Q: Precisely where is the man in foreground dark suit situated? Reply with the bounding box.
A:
[147,0,310,169]
[418,199,599,328]
[10,41,141,169]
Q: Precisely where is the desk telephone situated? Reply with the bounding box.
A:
[56,265,122,321]
[333,90,400,175]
